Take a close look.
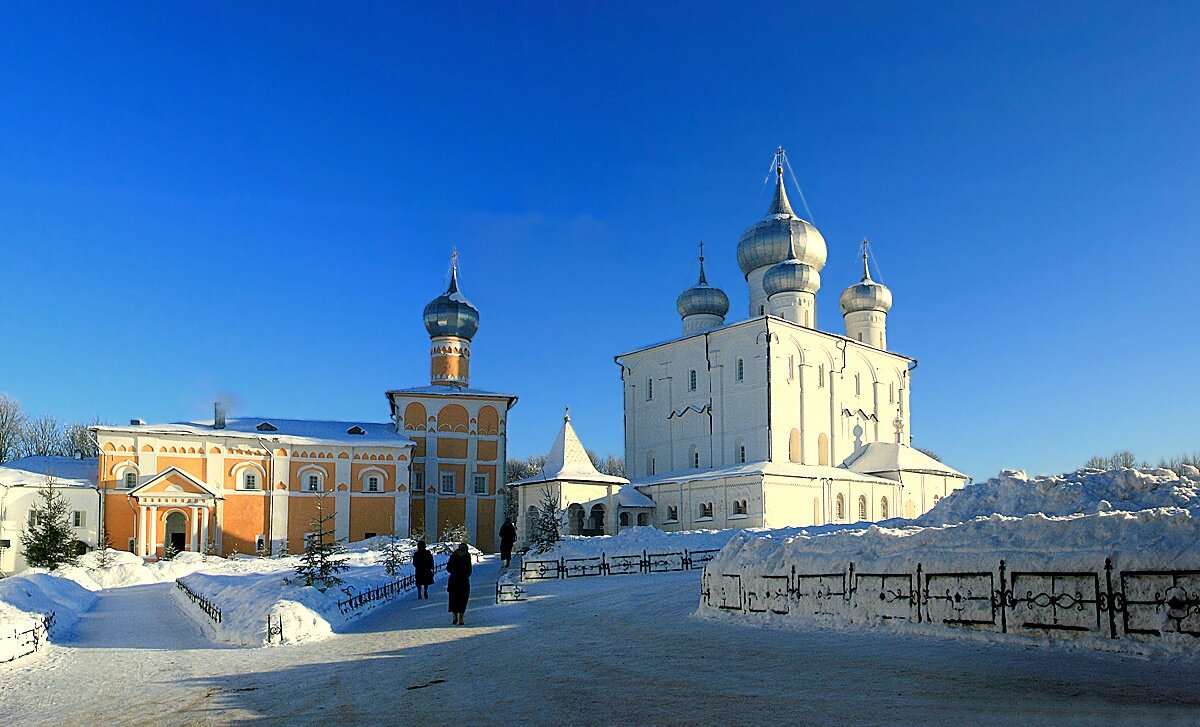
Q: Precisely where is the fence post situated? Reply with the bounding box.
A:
[642,549,648,574]
[915,563,923,624]
[1104,558,1117,639]
[998,559,1008,634]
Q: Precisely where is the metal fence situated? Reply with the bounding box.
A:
[1,611,55,664]
[702,558,1200,642]
[522,548,721,582]
[335,561,447,615]
[176,579,222,624]
[496,580,527,604]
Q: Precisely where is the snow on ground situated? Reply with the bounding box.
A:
[4,562,1200,726]
[533,525,741,561]
[177,538,466,646]
[0,571,98,662]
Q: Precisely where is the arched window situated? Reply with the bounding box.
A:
[666,505,679,522]
[858,495,867,521]
[835,494,845,521]
[788,428,801,463]
[637,512,649,526]
[567,503,585,535]
[933,494,941,506]
[733,499,747,516]
[699,502,713,519]
[813,497,822,526]
[880,496,889,519]
[123,471,137,489]
[647,378,653,400]
[738,445,746,464]
[527,505,538,534]
[619,511,630,526]
[906,500,915,518]
[689,370,697,391]
[736,359,745,382]
[855,373,861,397]
[692,448,700,469]
[818,364,826,388]
[589,504,606,532]
[817,433,830,466]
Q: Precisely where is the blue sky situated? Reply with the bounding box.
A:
[1,2,1197,478]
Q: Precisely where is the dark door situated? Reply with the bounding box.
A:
[170,532,186,552]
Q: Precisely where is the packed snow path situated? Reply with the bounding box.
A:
[3,559,1200,726]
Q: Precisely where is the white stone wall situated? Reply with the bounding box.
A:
[0,485,100,575]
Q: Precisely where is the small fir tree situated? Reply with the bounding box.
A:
[94,524,115,568]
[20,479,79,570]
[378,535,408,576]
[438,521,470,546]
[293,492,348,591]
[162,542,179,561]
[529,487,563,554]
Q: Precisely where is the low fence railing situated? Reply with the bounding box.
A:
[334,562,448,616]
[176,579,222,624]
[522,548,721,582]
[702,558,1200,643]
[1,611,55,664]
[496,579,527,604]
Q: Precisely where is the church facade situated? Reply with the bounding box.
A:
[616,155,968,531]
[94,256,515,557]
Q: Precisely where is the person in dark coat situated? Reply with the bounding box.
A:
[446,543,473,625]
[413,540,435,600]
[499,519,517,567]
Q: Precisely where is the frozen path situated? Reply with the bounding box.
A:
[60,582,214,651]
[3,560,1200,726]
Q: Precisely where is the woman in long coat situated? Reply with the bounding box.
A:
[499,519,517,567]
[413,540,434,600]
[446,543,473,625]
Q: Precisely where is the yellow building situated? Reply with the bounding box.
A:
[95,255,516,556]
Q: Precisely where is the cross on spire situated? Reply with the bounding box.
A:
[860,238,872,281]
[697,240,709,285]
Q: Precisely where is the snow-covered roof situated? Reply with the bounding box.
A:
[630,460,898,487]
[618,484,656,508]
[841,442,968,479]
[0,456,99,489]
[97,418,414,448]
[509,411,629,487]
[386,385,518,404]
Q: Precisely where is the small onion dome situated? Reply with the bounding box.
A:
[736,165,827,276]
[763,230,822,297]
[676,255,730,318]
[839,253,892,315]
[423,261,480,339]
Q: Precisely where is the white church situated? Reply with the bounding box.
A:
[513,153,968,543]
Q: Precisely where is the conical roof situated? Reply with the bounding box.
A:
[509,409,628,486]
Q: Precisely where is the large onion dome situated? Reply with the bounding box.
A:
[839,249,892,315]
[763,229,822,297]
[676,252,730,318]
[423,259,480,339]
[736,165,827,276]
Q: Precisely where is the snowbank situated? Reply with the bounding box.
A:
[0,570,99,661]
[534,526,739,561]
[702,466,1200,651]
[175,538,468,646]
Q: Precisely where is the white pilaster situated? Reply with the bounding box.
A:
[137,505,147,557]
[148,505,158,558]
[199,507,209,552]
[189,506,199,551]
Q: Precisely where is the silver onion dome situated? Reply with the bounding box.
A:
[736,165,827,276]
[677,253,730,318]
[763,229,822,297]
[840,250,892,315]
[423,260,480,339]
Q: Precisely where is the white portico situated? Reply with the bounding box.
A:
[127,467,218,558]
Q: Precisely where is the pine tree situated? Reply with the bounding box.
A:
[378,535,408,577]
[94,524,115,568]
[293,492,348,591]
[20,479,79,570]
[529,487,563,554]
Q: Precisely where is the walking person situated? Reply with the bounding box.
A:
[446,542,473,625]
[499,518,517,568]
[414,540,434,600]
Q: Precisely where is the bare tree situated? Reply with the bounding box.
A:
[1084,455,1110,470]
[1112,450,1137,469]
[592,453,627,478]
[506,454,547,483]
[0,394,26,464]
[22,414,66,457]
[915,447,941,463]
[64,418,105,458]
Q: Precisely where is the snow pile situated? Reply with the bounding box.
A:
[703,466,1200,650]
[51,549,229,589]
[175,538,461,646]
[0,570,99,660]
[534,526,741,561]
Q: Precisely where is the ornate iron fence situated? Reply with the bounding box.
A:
[176,579,222,624]
[521,548,721,582]
[265,613,284,644]
[703,558,1200,643]
[1,611,55,664]
[335,561,447,615]
[496,580,527,604]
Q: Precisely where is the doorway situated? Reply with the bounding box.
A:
[165,511,187,553]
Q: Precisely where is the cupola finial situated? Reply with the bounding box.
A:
[860,239,872,281]
[697,240,708,285]
[564,406,571,422]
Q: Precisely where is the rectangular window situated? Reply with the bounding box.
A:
[124,472,137,489]
[818,364,825,388]
[788,356,794,381]
[736,359,744,382]
[647,378,653,400]
[244,474,257,490]
[473,474,487,495]
[413,471,425,491]
[307,475,320,492]
[367,476,380,493]
[855,374,861,397]
[127,538,136,553]
[889,383,895,404]
[693,451,700,468]
[689,370,697,391]
[73,511,85,527]
[738,445,746,464]
[440,472,455,494]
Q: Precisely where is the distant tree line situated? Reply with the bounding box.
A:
[1084,450,1200,472]
[0,394,106,464]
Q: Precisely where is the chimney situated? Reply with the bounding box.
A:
[214,402,226,430]
[130,418,145,426]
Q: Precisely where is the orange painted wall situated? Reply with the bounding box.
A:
[478,465,497,495]
[411,436,427,457]
[350,463,395,493]
[156,456,205,480]
[286,495,332,553]
[437,438,468,459]
[223,494,270,555]
[477,440,498,462]
[436,497,466,541]
[104,493,139,551]
[476,499,496,552]
[350,497,394,540]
